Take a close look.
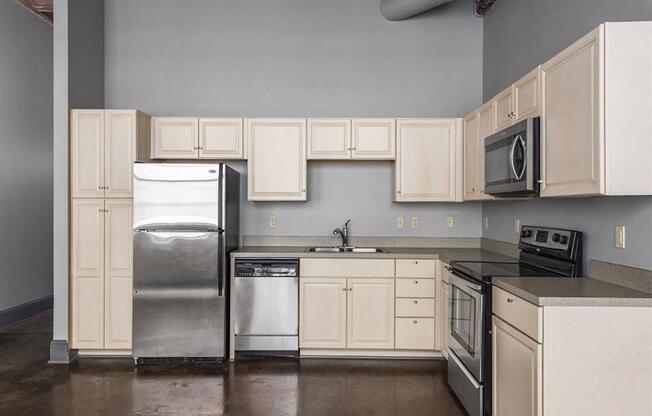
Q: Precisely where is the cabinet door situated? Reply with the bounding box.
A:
[104,199,133,350]
[514,67,541,122]
[541,28,603,197]
[351,118,396,160]
[71,199,105,349]
[247,118,307,201]
[463,111,481,200]
[151,117,199,159]
[299,277,347,349]
[492,316,542,416]
[477,102,495,198]
[198,118,244,159]
[307,119,351,160]
[395,119,459,202]
[71,110,105,198]
[105,110,136,198]
[347,278,394,349]
[493,86,515,131]
[395,318,435,350]
[442,282,450,359]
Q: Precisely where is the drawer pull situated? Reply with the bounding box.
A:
[413,320,418,324]
[414,280,419,284]
[414,261,419,264]
[413,300,418,304]
[506,298,514,303]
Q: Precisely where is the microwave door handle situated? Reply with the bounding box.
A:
[510,135,527,180]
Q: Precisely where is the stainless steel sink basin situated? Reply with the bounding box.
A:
[306,247,384,253]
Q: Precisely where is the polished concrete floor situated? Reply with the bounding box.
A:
[0,313,467,416]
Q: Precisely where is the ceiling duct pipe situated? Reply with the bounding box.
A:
[380,0,454,21]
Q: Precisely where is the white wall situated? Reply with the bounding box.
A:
[104,0,485,237]
[0,1,53,311]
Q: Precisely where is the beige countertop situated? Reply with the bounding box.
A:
[493,276,652,307]
[231,246,515,264]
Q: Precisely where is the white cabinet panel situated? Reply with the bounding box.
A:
[351,118,396,160]
[104,110,137,198]
[514,67,541,122]
[151,117,199,159]
[395,318,435,350]
[198,118,244,159]
[493,86,515,131]
[396,278,435,298]
[299,277,347,349]
[71,110,104,198]
[347,278,394,349]
[394,119,460,202]
[307,119,351,160]
[247,118,307,201]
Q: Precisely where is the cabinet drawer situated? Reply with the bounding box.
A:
[395,318,435,350]
[492,287,542,342]
[396,298,435,317]
[396,278,435,298]
[300,258,394,278]
[396,259,435,278]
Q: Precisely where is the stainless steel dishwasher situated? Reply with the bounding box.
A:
[234,258,299,352]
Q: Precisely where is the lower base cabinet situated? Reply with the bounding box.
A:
[347,278,395,349]
[299,277,347,349]
[395,318,434,350]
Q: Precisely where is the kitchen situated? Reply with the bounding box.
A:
[1,0,652,415]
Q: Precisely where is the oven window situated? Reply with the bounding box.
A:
[451,284,476,356]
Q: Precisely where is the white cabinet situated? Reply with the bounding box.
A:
[514,67,541,122]
[151,117,199,159]
[199,118,244,159]
[462,110,494,201]
[247,118,307,201]
[541,22,652,197]
[71,199,133,350]
[351,118,396,159]
[492,86,515,131]
[299,277,347,349]
[492,316,542,416]
[347,278,395,349]
[394,119,462,202]
[71,110,149,199]
[395,318,434,350]
[307,119,351,159]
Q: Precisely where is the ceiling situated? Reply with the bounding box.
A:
[17,0,53,23]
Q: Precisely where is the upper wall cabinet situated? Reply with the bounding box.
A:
[540,22,652,197]
[247,118,307,201]
[463,104,494,202]
[394,119,462,202]
[351,118,396,160]
[307,119,351,160]
[71,109,150,199]
[199,118,244,159]
[151,117,245,160]
[151,117,199,159]
[492,66,542,132]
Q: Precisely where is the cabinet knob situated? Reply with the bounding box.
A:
[472,187,477,191]
[352,147,356,150]
[413,320,418,324]
[414,261,419,264]
[413,300,418,304]
[342,288,347,291]
[414,280,419,284]
[506,298,514,303]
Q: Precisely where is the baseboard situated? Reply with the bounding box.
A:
[300,349,443,359]
[0,295,53,329]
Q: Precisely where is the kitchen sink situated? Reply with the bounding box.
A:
[306,247,385,253]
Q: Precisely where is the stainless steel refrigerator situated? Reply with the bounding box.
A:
[132,163,239,363]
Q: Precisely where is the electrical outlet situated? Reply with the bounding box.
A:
[514,218,520,234]
[269,215,277,228]
[397,216,404,229]
[484,216,489,230]
[411,216,420,229]
[446,216,455,228]
[615,225,626,249]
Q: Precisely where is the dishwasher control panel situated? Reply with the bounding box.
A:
[235,259,299,277]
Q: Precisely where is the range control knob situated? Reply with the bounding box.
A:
[552,233,561,242]
[560,235,569,244]
[521,229,532,238]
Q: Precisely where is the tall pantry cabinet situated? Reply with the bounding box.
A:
[70,109,150,351]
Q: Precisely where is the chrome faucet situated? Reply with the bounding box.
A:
[333,219,351,247]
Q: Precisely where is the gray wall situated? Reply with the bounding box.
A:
[104,0,485,237]
[482,0,652,272]
[0,2,53,311]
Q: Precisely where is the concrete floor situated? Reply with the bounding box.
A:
[0,313,467,416]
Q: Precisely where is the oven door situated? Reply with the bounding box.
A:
[485,117,539,196]
[449,272,484,382]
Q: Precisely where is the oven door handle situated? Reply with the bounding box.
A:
[451,270,483,293]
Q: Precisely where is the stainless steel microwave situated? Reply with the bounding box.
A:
[485,117,540,196]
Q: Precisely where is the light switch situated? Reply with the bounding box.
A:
[484,216,489,230]
[269,215,277,228]
[411,216,420,228]
[514,218,520,234]
[615,225,626,249]
[446,216,455,228]
[397,216,404,229]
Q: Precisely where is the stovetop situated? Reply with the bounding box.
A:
[451,261,564,284]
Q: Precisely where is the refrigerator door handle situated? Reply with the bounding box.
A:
[218,231,225,297]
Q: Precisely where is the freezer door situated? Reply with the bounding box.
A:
[133,163,221,231]
[133,231,225,358]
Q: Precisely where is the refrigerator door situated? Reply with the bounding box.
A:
[133,163,221,231]
[133,230,225,359]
